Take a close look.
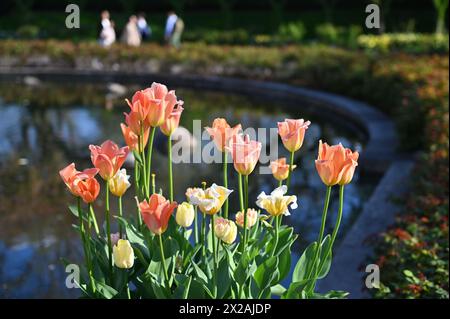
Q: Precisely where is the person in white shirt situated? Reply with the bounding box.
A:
[121,15,141,47]
[101,20,116,47]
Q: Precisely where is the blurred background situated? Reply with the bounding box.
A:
[0,0,448,299]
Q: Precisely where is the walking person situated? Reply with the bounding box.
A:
[164,10,184,48]
[137,12,152,40]
[121,15,141,47]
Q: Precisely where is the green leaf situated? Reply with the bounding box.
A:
[292,241,318,282]
[94,281,119,299]
[192,262,208,285]
[254,256,279,291]
[173,274,193,299]
[116,216,149,259]
[69,205,89,222]
[216,256,232,298]
[283,279,312,299]
[132,150,143,165]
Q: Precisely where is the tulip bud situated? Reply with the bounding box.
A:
[176,202,195,228]
[214,217,237,244]
[113,239,134,269]
[108,169,131,197]
[235,208,258,229]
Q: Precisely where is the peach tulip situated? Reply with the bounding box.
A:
[76,177,100,204]
[121,123,149,152]
[140,194,178,235]
[160,102,184,136]
[277,119,311,153]
[235,208,258,229]
[315,140,359,186]
[205,118,242,152]
[123,110,149,135]
[145,83,181,127]
[270,158,297,181]
[59,163,99,196]
[226,134,262,176]
[89,140,129,180]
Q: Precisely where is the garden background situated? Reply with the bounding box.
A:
[0,0,448,299]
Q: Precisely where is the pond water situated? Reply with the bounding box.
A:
[0,80,374,298]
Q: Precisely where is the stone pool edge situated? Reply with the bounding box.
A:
[0,68,412,299]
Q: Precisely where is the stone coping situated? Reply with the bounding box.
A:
[0,68,398,174]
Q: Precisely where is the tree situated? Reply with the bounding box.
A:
[433,0,449,34]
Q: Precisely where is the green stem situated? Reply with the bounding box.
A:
[146,127,156,198]
[118,196,123,238]
[243,175,249,247]
[159,234,169,287]
[271,216,279,257]
[238,173,245,253]
[77,198,94,292]
[126,283,131,299]
[134,160,142,228]
[305,186,332,282]
[194,205,199,243]
[286,151,295,189]
[201,213,206,262]
[314,186,345,285]
[278,179,283,188]
[151,173,156,194]
[140,125,148,198]
[168,136,173,201]
[105,181,113,283]
[211,214,218,298]
[223,151,228,219]
[89,203,99,235]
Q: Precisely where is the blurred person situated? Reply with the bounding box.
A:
[137,12,152,40]
[164,11,184,48]
[121,15,141,47]
[99,10,111,35]
[100,20,116,47]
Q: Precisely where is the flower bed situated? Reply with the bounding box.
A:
[1,40,448,298]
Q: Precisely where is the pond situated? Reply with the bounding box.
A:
[0,79,375,298]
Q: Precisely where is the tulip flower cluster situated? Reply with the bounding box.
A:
[59,82,358,299]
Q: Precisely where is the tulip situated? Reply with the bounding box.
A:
[76,177,101,204]
[315,140,359,186]
[214,217,237,244]
[277,119,311,153]
[185,187,204,202]
[108,169,131,197]
[113,239,135,269]
[205,118,242,152]
[226,134,262,176]
[123,110,148,135]
[89,140,129,180]
[144,83,182,128]
[140,194,178,235]
[121,123,149,152]
[160,101,184,136]
[189,183,233,215]
[270,158,296,181]
[235,208,258,229]
[176,202,195,228]
[59,163,99,196]
[256,185,298,217]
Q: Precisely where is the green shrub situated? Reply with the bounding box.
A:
[16,25,40,39]
[277,21,306,43]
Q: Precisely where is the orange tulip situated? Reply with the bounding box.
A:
[226,134,261,176]
[277,119,311,153]
[59,163,99,196]
[270,158,296,181]
[121,123,149,152]
[160,101,184,136]
[205,118,242,152]
[140,194,178,235]
[315,140,359,186]
[89,140,129,180]
[76,177,101,204]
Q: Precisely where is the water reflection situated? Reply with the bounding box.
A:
[0,81,372,298]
